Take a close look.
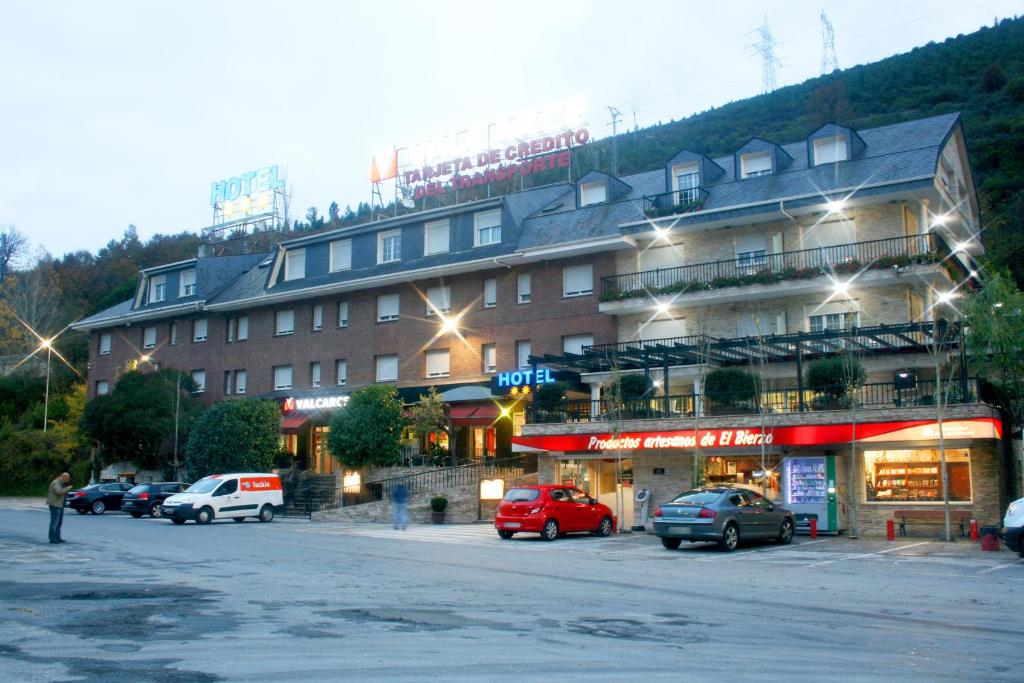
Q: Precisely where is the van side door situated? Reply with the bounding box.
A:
[211,478,244,517]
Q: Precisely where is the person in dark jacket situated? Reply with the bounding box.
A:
[46,472,72,543]
[392,483,409,530]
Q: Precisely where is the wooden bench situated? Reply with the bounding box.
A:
[894,509,972,538]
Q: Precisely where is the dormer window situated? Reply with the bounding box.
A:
[672,164,700,204]
[148,274,166,303]
[814,136,848,165]
[378,229,402,263]
[179,269,196,297]
[740,152,773,178]
[580,181,607,207]
[284,248,305,281]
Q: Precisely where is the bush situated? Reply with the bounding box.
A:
[704,368,760,408]
[806,356,866,401]
[614,374,653,402]
[0,426,89,496]
[430,496,448,512]
[184,399,281,480]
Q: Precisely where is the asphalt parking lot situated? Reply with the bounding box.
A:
[1,501,1022,682]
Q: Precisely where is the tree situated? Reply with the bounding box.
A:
[407,386,453,464]
[0,224,28,280]
[704,368,760,412]
[328,201,340,223]
[184,398,280,480]
[327,385,406,470]
[981,63,1007,92]
[806,355,866,408]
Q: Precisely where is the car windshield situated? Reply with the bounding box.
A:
[503,488,540,502]
[128,485,149,494]
[185,478,220,494]
[670,490,723,506]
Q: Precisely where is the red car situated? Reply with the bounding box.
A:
[495,485,615,541]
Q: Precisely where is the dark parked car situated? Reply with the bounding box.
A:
[654,487,796,551]
[121,482,188,519]
[65,482,133,515]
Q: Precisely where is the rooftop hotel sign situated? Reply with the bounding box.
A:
[210,165,285,221]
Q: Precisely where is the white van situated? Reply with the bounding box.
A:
[162,473,284,525]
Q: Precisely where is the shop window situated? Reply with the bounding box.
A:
[99,332,112,355]
[864,449,972,503]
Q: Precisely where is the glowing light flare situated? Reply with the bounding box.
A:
[825,198,847,214]
[0,303,83,379]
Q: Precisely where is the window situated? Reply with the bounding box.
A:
[814,136,848,165]
[740,152,773,178]
[482,343,496,373]
[672,163,700,204]
[516,340,531,369]
[483,278,496,308]
[517,273,531,304]
[311,361,321,388]
[802,220,856,265]
[191,370,206,394]
[641,317,686,342]
[739,311,786,337]
[142,326,156,349]
[95,380,109,396]
[213,479,238,497]
[336,359,347,386]
[329,239,352,272]
[425,349,450,378]
[474,209,502,246]
[562,264,593,297]
[99,333,111,355]
[338,301,349,327]
[563,334,594,355]
[864,448,972,503]
[223,370,233,395]
[735,233,768,273]
[312,304,323,331]
[235,370,247,395]
[179,269,196,297]
[169,323,177,346]
[426,285,451,315]
[148,274,166,303]
[274,365,293,391]
[193,318,208,343]
[378,229,401,263]
[580,181,607,206]
[639,245,680,271]
[284,248,306,281]
[377,293,399,322]
[227,315,249,342]
[807,301,859,333]
[375,355,398,382]
[424,219,450,255]
[275,310,295,336]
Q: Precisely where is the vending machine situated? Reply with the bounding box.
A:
[783,455,843,534]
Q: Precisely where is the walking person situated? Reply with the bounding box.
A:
[47,472,73,544]
[392,482,409,531]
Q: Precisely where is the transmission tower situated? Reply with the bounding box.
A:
[606,105,622,176]
[821,10,839,75]
[752,15,780,93]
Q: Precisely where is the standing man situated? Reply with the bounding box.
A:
[392,482,409,531]
[47,472,72,544]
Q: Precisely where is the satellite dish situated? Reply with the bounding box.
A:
[401,198,415,209]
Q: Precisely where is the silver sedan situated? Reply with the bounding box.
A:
[653,487,796,551]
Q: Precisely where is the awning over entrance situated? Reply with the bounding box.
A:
[450,403,500,425]
[282,413,311,432]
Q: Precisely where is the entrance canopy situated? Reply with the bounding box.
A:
[450,403,500,425]
[282,413,311,432]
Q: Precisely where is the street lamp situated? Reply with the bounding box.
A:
[41,338,52,433]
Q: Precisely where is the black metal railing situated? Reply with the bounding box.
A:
[600,234,940,301]
[642,188,710,218]
[526,377,984,424]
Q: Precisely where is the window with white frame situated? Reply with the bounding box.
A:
[425,349,450,378]
[482,343,496,373]
[336,359,347,386]
[274,365,293,391]
[580,181,607,206]
[517,273,531,304]
[312,304,323,331]
[310,361,321,388]
[329,239,352,272]
[284,248,306,281]
[735,233,769,273]
[377,293,399,322]
[96,380,109,396]
[169,322,177,346]
[562,264,593,297]
[802,220,856,264]
[179,269,196,297]
[275,309,295,336]
[639,244,681,271]
[740,152,773,178]
[378,229,401,263]
[148,274,166,303]
[375,355,398,382]
[424,219,450,255]
[426,285,451,315]
[235,370,247,395]
[563,334,594,355]
[99,332,111,355]
[738,311,786,337]
[223,370,233,395]
[142,326,157,349]
[672,163,700,204]
[193,318,208,342]
[640,317,686,342]
[191,370,206,394]
[483,278,496,308]
[516,340,531,369]
[338,301,349,327]
[806,301,859,332]
[474,209,501,246]
[813,136,848,165]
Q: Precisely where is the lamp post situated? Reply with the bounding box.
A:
[41,338,52,432]
[933,290,958,542]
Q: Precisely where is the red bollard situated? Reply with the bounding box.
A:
[970,519,979,542]
[886,519,895,541]
[809,517,818,539]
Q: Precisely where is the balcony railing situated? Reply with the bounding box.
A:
[601,234,940,302]
[642,189,710,218]
[526,377,984,424]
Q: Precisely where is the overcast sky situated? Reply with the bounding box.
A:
[1,0,1020,260]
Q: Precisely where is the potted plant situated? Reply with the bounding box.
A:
[703,368,760,415]
[806,355,865,410]
[430,495,448,524]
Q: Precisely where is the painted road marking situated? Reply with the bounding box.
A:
[806,541,931,567]
[975,558,1024,574]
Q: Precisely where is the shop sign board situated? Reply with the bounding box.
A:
[282,394,349,413]
[511,418,1002,452]
[491,368,576,395]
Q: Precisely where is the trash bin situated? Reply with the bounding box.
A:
[979,525,1001,551]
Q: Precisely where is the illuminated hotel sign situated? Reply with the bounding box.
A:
[491,367,577,396]
[282,394,349,412]
[210,165,285,220]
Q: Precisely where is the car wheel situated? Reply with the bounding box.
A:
[258,504,275,523]
[661,537,682,550]
[497,530,514,539]
[171,518,186,525]
[75,509,88,515]
[196,506,214,524]
[149,503,162,519]
[594,516,613,537]
[90,500,106,515]
[540,519,559,541]
[777,518,795,545]
[233,517,246,523]
[129,512,143,519]
[720,523,739,552]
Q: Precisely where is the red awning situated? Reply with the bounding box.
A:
[449,403,501,425]
[449,405,479,419]
[282,413,310,432]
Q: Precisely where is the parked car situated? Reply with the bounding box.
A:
[64,482,134,515]
[494,485,614,541]
[162,473,284,524]
[654,487,795,552]
[1003,496,1024,556]
[121,482,189,518]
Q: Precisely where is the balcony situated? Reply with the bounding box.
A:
[600,234,941,303]
[642,189,709,218]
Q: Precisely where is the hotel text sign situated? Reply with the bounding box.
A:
[210,165,285,220]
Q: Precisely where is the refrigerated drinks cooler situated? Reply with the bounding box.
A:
[783,455,844,534]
